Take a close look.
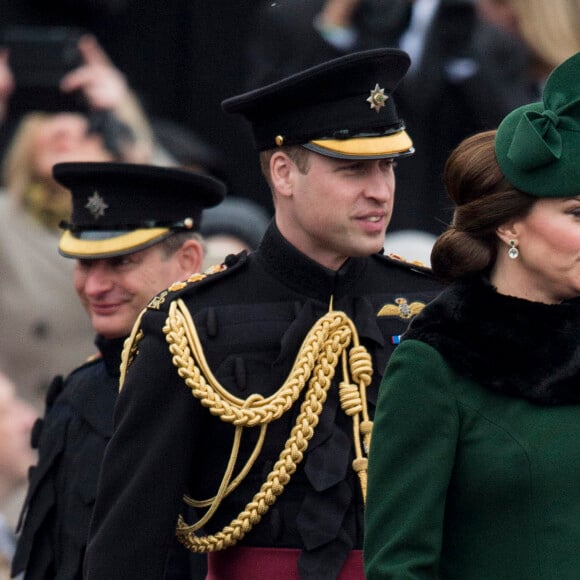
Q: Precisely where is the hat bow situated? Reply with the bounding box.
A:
[507,95,580,171]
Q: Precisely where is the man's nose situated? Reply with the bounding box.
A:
[84,262,114,295]
[365,164,395,202]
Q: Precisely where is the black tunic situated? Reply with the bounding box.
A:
[12,337,206,580]
[12,336,122,580]
[85,222,444,579]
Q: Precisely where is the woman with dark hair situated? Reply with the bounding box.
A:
[364,50,580,579]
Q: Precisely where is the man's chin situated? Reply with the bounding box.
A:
[91,317,131,340]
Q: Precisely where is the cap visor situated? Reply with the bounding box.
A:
[59,228,171,259]
[306,130,414,159]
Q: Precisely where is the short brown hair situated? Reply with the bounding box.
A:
[158,231,204,259]
[259,145,311,191]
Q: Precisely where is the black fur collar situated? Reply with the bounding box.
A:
[404,276,580,405]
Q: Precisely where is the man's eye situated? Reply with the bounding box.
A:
[111,257,132,267]
[341,163,362,172]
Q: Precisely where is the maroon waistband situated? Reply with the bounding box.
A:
[207,546,364,579]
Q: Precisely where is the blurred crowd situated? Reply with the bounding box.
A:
[1,0,580,574]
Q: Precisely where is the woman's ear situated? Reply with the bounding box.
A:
[496,221,519,247]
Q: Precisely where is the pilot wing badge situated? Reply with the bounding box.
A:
[377,297,426,320]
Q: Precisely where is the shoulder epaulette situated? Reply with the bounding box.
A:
[86,352,102,363]
[374,251,434,276]
[42,352,101,411]
[146,251,248,312]
[66,352,103,377]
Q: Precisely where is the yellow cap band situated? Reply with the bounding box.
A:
[309,130,413,159]
[59,227,171,259]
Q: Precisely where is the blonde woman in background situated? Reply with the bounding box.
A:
[477,0,580,88]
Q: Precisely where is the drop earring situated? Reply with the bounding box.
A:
[508,240,519,259]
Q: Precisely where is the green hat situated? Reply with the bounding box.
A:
[495,51,580,197]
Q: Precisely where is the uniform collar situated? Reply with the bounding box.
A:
[95,335,126,377]
[256,221,368,302]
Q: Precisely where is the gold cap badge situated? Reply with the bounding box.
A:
[85,191,109,220]
[366,83,387,113]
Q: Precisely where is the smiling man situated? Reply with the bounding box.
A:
[12,161,225,580]
[85,48,445,580]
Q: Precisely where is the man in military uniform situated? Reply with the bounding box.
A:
[85,48,445,579]
[12,162,226,579]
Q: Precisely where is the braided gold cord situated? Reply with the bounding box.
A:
[163,299,373,553]
[183,423,268,511]
[164,299,329,427]
[119,308,146,390]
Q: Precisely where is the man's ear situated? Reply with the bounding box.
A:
[269,151,294,198]
[176,239,204,275]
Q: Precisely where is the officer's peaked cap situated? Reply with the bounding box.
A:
[222,48,413,160]
[55,161,226,259]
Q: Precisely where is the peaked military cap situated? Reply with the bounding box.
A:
[55,161,226,259]
[222,48,413,160]
[495,50,580,197]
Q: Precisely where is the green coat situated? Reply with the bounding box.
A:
[364,277,580,579]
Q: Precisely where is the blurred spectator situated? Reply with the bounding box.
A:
[0,32,156,163]
[475,0,580,87]
[200,196,271,269]
[383,229,436,267]
[0,34,163,411]
[390,0,532,235]
[0,1,287,226]
[0,371,36,579]
[152,117,227,179]
[0,112,113,412]
[244,0,411,90]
